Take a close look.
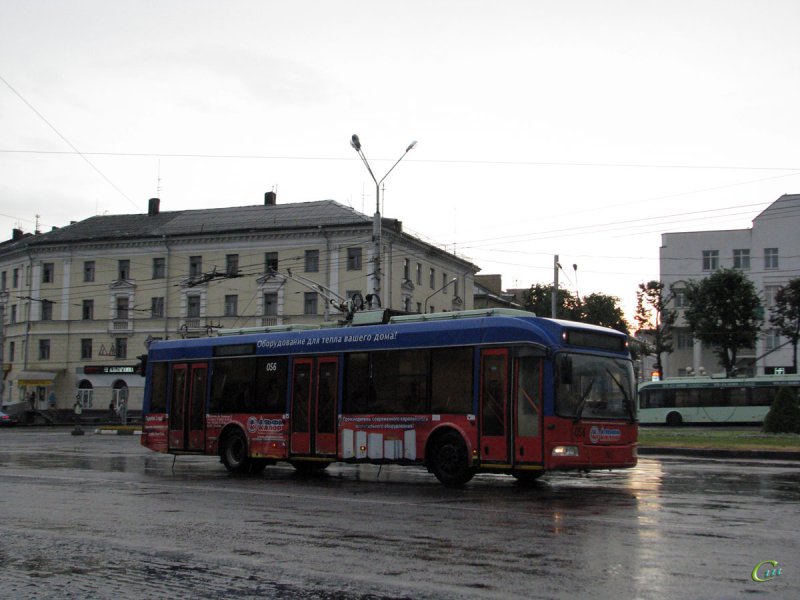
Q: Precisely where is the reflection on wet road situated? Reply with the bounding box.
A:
[0,428,797,599]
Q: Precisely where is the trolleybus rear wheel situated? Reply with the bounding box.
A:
[666,411,683,426]
[430,431,474,487]
[221,429,251,473]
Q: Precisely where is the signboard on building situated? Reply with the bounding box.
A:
[83,365,137,375]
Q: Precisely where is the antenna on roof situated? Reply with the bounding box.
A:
[156,159,162,197]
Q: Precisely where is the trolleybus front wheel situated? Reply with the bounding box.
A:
[430,431,475,487]
[220,429,253,474]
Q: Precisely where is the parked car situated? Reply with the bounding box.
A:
[0,410,18,426]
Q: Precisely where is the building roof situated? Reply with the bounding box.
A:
[0,199,478,270]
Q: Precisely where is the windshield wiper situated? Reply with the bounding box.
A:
[607,368,636,424]
[572,376,596,423]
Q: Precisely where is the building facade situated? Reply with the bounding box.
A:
[0,196,478,416]
[660,194,800,377]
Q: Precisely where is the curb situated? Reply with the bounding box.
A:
[95,428,142,436]
[639,446,800,461]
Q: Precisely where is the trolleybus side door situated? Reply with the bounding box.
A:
[291,357,339,456]
[480,348,510,463]
[168,363,207,452]
[512,354,543,465]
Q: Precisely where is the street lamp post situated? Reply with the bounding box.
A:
[350,134,417,309]
[424,277,457,313]
[0,289,9,400]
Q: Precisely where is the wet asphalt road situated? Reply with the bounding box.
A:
[0,428,797,599]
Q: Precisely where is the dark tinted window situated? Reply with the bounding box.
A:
[431,348,473,413]
[255,356,288,413]
[210,358,256,413]
[149,363,168,413]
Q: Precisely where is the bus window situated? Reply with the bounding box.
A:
[210,358,256,413]
[149,363,168,413]
[431,348,473,414]
[481,354,506,436]
[516,356,541,437]
[255,356,288,413]
[344,352,372,413]
[372,350,429,413]
[751,387,776,406]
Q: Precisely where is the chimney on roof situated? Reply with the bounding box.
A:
[148,197,160,216]
[12,228,23,240]
[264,191,277,206]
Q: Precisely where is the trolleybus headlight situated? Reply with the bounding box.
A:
[552,445,579,457]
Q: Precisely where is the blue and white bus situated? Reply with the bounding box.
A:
[141,308,637,486]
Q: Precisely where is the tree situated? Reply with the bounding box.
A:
[683,269,762,376]
[635,280,676,375]
[769,278,800,373]
[576,293,629,334]
[762,386,800,433]
[522,283,579,319]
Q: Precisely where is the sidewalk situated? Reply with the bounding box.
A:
[638,446,800,461]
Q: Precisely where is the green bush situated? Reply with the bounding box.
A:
[763,386,800,433]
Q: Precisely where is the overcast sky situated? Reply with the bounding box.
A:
[2,0,800,320]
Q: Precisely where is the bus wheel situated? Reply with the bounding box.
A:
[666,412,683,427]
[430,431,474,487]
[512,470,545,484]
[221,430,251,473]
[291,460,330,476]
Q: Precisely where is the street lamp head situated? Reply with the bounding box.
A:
[406,140,418,152]
[350,134,361,151]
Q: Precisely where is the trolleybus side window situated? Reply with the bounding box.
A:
[481,354,507,436]
[431,347,473,414]
[255,356,288,413]
[371,349,429,413]
[516,355,542,437]
[344,352,372,413]
[149,362,168,413]
[211,358,256,413]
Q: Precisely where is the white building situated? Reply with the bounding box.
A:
[660,194,800,377]
[0,195,477,418]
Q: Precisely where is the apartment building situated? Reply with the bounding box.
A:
[660,193,800,377]
[0,195,477,414]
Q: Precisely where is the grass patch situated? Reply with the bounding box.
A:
[639,427,800,452]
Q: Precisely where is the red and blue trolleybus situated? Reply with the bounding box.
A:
[141,308,637,486]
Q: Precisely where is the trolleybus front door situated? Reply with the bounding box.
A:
[480,349,510,463]
[168,363,207,452]
[290,357,339,456]
[512,354,543,465]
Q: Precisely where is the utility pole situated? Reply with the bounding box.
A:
[551,255,559,318]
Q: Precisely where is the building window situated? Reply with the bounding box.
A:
[189,256,203,277]
[116,296,129,320]
[83,261,95,282]
[263,293,277,316]
[39,339,50,360]
[82,299,94,320]
[13,268,19,288]
[118,259,130,281]
[1,271,6,290]
[702,250,719,271]
[265,252,278,274]
[416,263,422,285]
[305,250,319,272]
[766,329,781,350]
[225,254,239,276]
[403,259,410,281]
[187,295,201,318]
[81,338,93,360]
[764,285,780,308]
[152,257,166,279]
[8,341,15,362]
[673,288,686,309]
[676,330,693,350]
[151,297,164,318]
[10,305,16,324]
[41,299,54,321]
[42,263,54,283]
[416,302,422,314]
[224,294,238,317]
[442,273,449,293]
[733,249,750,270]
[115,338,128,359]
[764,248,779,270]
[347,247,363,271]
[429,268,435,288]
[77,380,93,408]
[304,292,318,315]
